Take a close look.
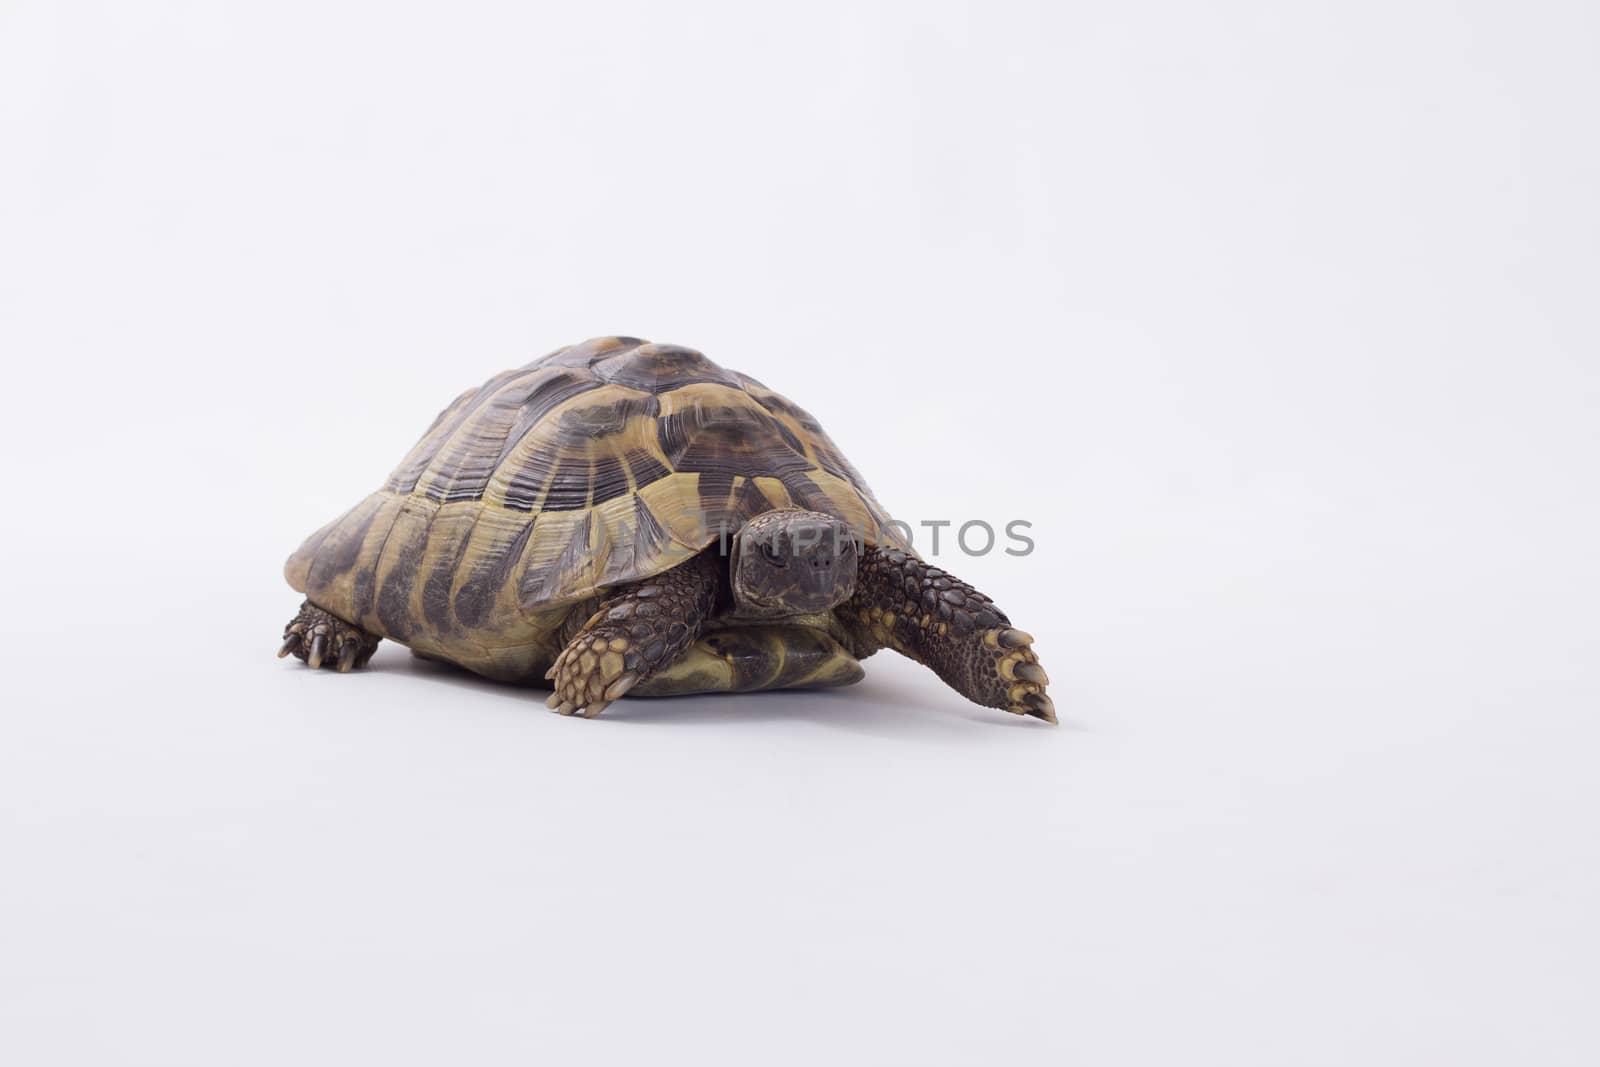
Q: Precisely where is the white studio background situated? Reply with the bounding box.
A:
[2,2,1597,1064]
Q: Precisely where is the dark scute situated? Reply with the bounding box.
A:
[594,343,740,394]
[308,501,381,598]
[521,512,594,605]
[750,390,825,434]
[493,370,606,467]
[623,447,672,487]
[531,336,647,371]
[814,441,868,486]
[656,407,814,477]
[351,564,377,622]
[422,553,459,633]
[557,394,660,440]
[453,520,535,628]
[767,415,808,457]
[377,559,420,640]
[778,471,838,513]
[365,510,428,637]
[590,454,630,506]
[702,475,785,543]
[384,373,519,494]
[731,478,776,520]
[696,469,735,518]
[452,580,489,629]
[424,369,596,505]
[500,451,555,512]
[632,496,668,557]
[600,496,670,586]
[655,410,694,463]
[435,484,486,505]
[540,457,594,512]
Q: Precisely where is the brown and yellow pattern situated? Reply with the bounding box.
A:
[284,337,908,679]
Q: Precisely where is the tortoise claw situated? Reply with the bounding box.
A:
[1016,662,1049,686]
[1022,691,1057,724]
[998,628,1034,649]
[281,602,380,672]
[603,671,640,702]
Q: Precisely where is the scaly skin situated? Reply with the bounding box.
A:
[841,547,1054,723]
[544,550,721,717]
[279,600,382,672]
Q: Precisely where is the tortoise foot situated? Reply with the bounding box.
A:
[845,547,1055,724]
[279,600,381,672]
[983,627,1054,722]
[545,632,640,718]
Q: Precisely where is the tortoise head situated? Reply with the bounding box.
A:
[730,510,860,616]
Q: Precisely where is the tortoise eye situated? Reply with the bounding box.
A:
[759,540,787,568]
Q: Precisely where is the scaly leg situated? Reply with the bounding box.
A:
[842,547,1054,723]
[278,600,381,672]
[545,550,720,717]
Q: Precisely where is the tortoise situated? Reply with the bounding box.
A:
[279,336,1053,723]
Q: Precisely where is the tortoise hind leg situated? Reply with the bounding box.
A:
[632,625,864,697]
[279,600,381,672]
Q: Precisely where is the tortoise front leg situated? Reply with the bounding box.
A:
[842,547,1055,723]
[545,550,720,717]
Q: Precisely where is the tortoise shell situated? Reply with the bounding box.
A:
[285,337,907,677]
